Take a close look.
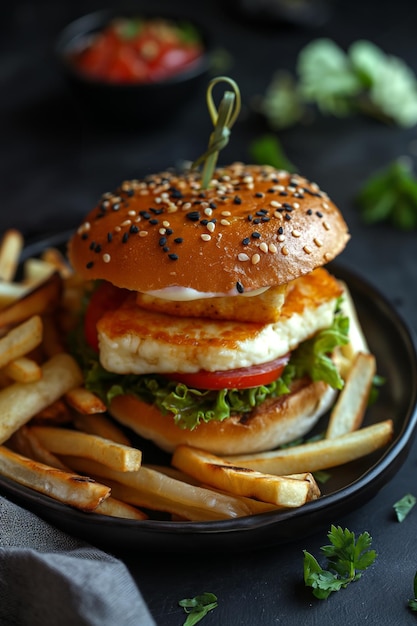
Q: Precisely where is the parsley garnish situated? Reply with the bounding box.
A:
[393,493,416,522]
[178,593,218,625]
[356,158,417,230]
[257,39,417,129]
[408,572,417,612]
[303,525,377,599]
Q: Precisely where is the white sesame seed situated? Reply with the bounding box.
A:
[281,246,289,256]
[314,238,323,247]
[269,243,278,253]
[204,207,213,216]
[159,228,166,235]
[259,242,268,253]
[293,202,300,209]
[270,200,281,208]
[207,221,216,233]
[322,202,329,210]
[163,220,170,228]
[139,230,148,237]
[274,211,283,219]
[221,210,231,217]
[128,210,136,217]
[114,226,121,233]
[238,253,250,262]
[278,234,285,242]
[182,202,192,210]
[201,234,211,242]
[220,219,231,226]
[292,229,301,238]
[323,221,330,231]
[303,245,312,254]
[243,175,254,184]
[251,253,261,265]
[121,220,132,227]
[139,189,149,196]
[102,253,111,263]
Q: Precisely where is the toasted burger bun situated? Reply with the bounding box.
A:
[68,163,349,298]
[109,379,336,455]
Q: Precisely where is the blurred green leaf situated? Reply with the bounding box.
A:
[249,134,296,172]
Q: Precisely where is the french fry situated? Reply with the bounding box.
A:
[0,271,62,329]
[227,420,394,475]
[94,496,148,520]
[2,356,42,383]
[73,413,131,446]
[326,352,376,439]
[32,398,73,424]
[41,313,66,356]
[0,315,43,369]
[41,247,73,279]
[0,282,29,309]
[0,229,24,282]
[0,352,83,444]
[172,446,320,507]
[28,426,142,472]
[23,257,55,285]
[0,445,110,511]
[61,456,273,520]
[65,386,107,415]
[8,425,71,471]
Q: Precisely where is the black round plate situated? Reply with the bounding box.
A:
[1,233,417,553]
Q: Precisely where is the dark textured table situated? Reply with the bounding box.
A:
[2,1,417,624]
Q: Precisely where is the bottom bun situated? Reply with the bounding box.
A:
[109,379,336,456]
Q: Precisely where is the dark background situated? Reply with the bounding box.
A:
[2,1,417,624]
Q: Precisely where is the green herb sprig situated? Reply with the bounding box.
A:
[179,593,218,625]
[393,493,416,522]
[303,525,377,599]
[257,39,417,129]
[356,158,417,230]
[408,572,417,612]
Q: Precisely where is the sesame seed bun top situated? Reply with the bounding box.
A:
[68,163,350,297]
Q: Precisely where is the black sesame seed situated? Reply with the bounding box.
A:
[253,218,261,225]
[252,232,261,239]
[122,232,129,243]
[168,253,179,261]
[107,232,113,242]
[81,233,89,240]
[283,203,293,210]
[255,192,263,198]
[130,225,139,234]
[267,188,275,194]
[165,228,173,236]
[316,211,323,218]
[186,211,201,221]
[261,216,270,222]
[247,215,253,222]
[149,218,158,225]
[233,196,242,205]
[200,219,209,226]
[278,226,284,234]
[89,241,96,250]
[140,211,151,219]
[170,188,183,199]
[86,261,94,269]
[159,237,167,247]
[163,246,169,252]
[307,209,313,215]
[284,214,292,221]
[209,202,217,209]
[279,191,288,196]
[236,281,244,294]
[94,244,102,253]
[112,203,121,211]
[256,210,268,216]
[174,237,183,244]
[150,207,164,215]
[242,237,250,245]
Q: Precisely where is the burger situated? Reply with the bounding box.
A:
[68,162,358,456]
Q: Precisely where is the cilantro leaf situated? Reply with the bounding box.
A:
[393,493,416,522]
[179,593,218,625]
[303,525,377,599]
[408,572,417,612]
[356,158,417,230]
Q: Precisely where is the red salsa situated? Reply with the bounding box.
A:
[68,17,204,84]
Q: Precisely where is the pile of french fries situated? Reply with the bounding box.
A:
[0,228,394,522]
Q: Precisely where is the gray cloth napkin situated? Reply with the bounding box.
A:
[0,496,156,626]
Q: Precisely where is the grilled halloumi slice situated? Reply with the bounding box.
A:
[98,268,343,376]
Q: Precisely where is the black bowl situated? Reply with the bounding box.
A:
[55,9,212,128]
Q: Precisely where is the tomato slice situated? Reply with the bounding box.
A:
[84,281,129,352]
[164,354,290,390]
